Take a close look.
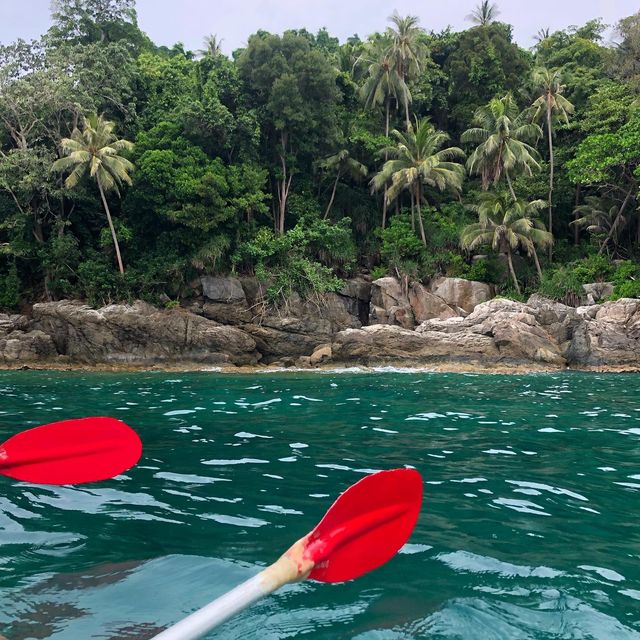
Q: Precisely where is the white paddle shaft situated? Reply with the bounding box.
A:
[151,572,272,640]
[152,536,313,640]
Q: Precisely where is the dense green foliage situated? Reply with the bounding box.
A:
[1,0,639,311]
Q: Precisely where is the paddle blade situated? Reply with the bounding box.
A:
[0,417,142,484]
[305,468,422,583]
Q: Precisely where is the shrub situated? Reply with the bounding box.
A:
[377,216,425,279]
[77,257,132,307]
[611,280,640,299]
[370,265,388,280]
[538,266,585,303]
[461,257,504,284]
[610,260,640,300]
[0,261,20,311]
[570,254,614,283]
[538,255,619,304]
[233,216,354,304]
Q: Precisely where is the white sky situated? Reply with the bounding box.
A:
[0,0,637,52]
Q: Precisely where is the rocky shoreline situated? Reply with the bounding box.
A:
[2,275,640,373]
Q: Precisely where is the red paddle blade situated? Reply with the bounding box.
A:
[304,468,422,583]
[0,417,142,484]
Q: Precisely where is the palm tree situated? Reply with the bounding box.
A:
[466,1,501,26]
[359,39,409,138]
[359,39,410,227]
[534,28,551,45]
[530,67,574,257]
[387,12,424,127]
[571,196,626,254]
[52,113,134,274]
[319,149,368,219]
[462,93,542,200]
[461,192,552,294]
[372,120,466,246]
[199,34,223,58]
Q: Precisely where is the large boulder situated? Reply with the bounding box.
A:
[0,313,57,364]
[419,298,566,366]
[567,299,640,366]
[582,282,614,305]
[200,276,252,325]
[201,300,252,325]
[429,277,494,314]
[526,295,582,346]
[409,283,460,323]
[201,276,246,303]
[332,298,566,367]
[243,319,333,360]
[31,300,259,366]
[332,324,498,364]
[369,277,414,329]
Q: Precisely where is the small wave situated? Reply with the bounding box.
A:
[437,550,562,578]
[201,458,269,466]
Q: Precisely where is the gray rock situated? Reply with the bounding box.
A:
[310,344,332,365]
[201,276,246,303]
[338,278,372,325]
[567,299,640,366]
[0,329,57,363]
[202,301,252,325]
[409,283,460,323]
[582,282,614,305]
[370,277,413,327]
[334,298,566,367]
[31,300,259,366]
[333,324,498,364]
[429,277,494,313]
[527,295,581,344]
[240,292,360,359]
[340,278,372,302]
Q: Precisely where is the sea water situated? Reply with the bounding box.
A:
[0,370,639,639]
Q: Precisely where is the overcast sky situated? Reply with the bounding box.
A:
[1,0,637,53]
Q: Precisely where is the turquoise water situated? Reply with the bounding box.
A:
[0,369,639,639]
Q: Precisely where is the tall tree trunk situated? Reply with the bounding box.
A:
[531,245,543,281]
[574,184,581,245]
[416,182,427,247]
[404,81,410,129]
[546,100,554,261]
[410,189,415,231]
[277,131,292,235]
[505,169,517,202]
[97,175,124,275]
[324,170,341,219]
[598,183,636,256]
[382,98,390,229]
[506,249,521,295]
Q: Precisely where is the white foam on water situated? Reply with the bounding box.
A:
[400,543,433,555]
[579,566,625,582]
[234,431,272,439]
[201,458,269,466]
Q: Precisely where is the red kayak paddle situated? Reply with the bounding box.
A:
[153,467,423,640]
[0,416,142,484]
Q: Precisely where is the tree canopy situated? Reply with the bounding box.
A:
[1,1,639,309]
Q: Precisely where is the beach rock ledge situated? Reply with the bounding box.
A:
[1,276,639,371]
